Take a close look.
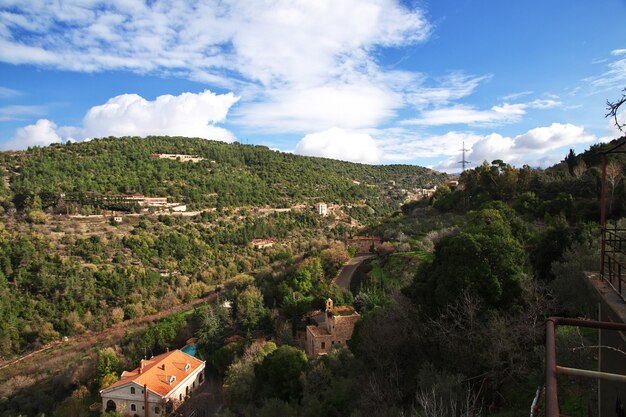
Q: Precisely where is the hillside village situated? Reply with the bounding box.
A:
[2,130,626,417]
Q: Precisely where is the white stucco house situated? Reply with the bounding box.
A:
[100,349,205,417]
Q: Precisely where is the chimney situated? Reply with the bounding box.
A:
[138,368,142,375]
[166,347,169,352]
[162,364,166,371]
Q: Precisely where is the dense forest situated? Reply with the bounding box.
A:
[2,133,625,417]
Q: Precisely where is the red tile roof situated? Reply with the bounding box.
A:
[102,349,204,397]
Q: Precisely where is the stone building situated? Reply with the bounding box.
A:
[305,299,360,357]
[100,349,205,416]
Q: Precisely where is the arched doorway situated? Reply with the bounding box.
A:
[106,400,116,412]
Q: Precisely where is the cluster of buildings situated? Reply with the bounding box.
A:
[106,195,187,213]
[152,154,205,163]
[101,298,359,415]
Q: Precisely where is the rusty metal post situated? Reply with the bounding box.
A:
[545,318,559,416]
[601,154,607,278]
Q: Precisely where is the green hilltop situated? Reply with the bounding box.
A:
[0,136,447,214]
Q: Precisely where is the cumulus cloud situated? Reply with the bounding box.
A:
[82,90,239,141]
[295,127,382,164]
[433,123,596,172]
[4,119,61,150]
[6,90,239,149]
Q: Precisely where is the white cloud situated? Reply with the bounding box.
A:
[295,127,382,164]
[0,1,429,88]
[4,119,61,150]
[0,86,21,98]
[585,49,626,90]
[0,104,46,121]
[527,99,561,109]
[404,73,491,109]
[502,91,533,101]
[433,123,596,172]
[402,103,527,126]
[402,98,561,127]
[82,90,239,141]
[375,129,484,160]
[0,1,438,134]
[6,90,239,149]
[236,83,400,133]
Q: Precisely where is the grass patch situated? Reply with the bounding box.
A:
[391,250,434,261]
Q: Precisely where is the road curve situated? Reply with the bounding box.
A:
[333,254,376,290]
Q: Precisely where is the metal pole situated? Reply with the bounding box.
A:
[601,154,607,278]
[598,303,602,417]
[545,318,559,416]
[556,365,626,383]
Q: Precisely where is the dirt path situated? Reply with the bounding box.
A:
[0,289,224,384]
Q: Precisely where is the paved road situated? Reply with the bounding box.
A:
[333,254,375,290]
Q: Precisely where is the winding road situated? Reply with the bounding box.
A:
[333,254,375,290]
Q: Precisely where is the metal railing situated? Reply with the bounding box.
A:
[601,226,626,301]
[544,317,626,417]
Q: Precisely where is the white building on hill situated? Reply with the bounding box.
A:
[100,349,205,416]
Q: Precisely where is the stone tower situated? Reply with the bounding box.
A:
[325,298,334,334]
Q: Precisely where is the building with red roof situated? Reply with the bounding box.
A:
[100,348,205,417]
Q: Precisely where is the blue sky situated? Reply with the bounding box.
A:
[1,0,625,171]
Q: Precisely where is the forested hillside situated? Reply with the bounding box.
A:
[0,136,446,214]
[3,133,623,417]
[0,137,450,416]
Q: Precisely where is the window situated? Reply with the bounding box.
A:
[131,404,136,411]
[199,372,204,382]
[321,342,325,349]
[180,393,183,401]
[155,407,161,415]
[130,387,135,394]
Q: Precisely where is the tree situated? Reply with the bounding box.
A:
[197,305,231,353]
[407,208,526,314]
[565,148,577,177]
[606,161,622,214]
[236,285,268,330]
[97,347,122,389]
[255,345,308,402]
[223,341,277,410]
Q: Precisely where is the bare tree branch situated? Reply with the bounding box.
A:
[606,88,626,133]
